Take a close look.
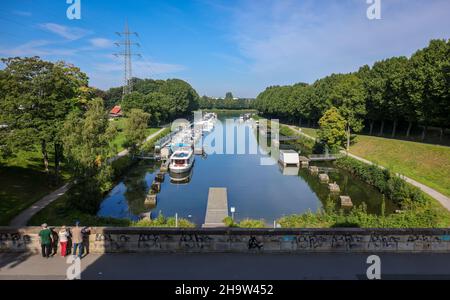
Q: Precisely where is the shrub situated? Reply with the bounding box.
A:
[278,201,442,229]
[141,128,171,153]
[223,217,267,228]
[335,156,425,206]
[132,213,195,228]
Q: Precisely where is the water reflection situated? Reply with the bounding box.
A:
[98,115,394,225]
[169,169,194,184]
[278,164,300,176]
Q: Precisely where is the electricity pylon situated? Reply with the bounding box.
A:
[114,20,141,99]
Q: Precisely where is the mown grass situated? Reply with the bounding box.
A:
[298,126,450,198]
[300,127,318,138]
[29,192,130,227]
[350,135,450,198]
[109,118,159,152]
[0,149,70,225]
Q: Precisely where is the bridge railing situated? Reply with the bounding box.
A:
[308,153,345,160]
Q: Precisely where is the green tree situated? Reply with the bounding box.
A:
[318,107,347,150]
[0,57,88,181]
[124,109,150,155]
[328,74,367,151]
[61,98,116,213]
[406,39,449,140]
[225,92,234,100]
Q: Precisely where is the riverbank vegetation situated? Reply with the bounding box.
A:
[109,118,159,152]
[350,135,450,198]
[0,56,201,225]
[199,92,254,110]
[117,78,200,126]
[29,129,173,226]
[278,199,450,228]
[290,125,450,198]
[133,214,195,228]
[224,217,266,228]
[270,122,450,228]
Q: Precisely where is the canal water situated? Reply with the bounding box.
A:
[98,114,395,225]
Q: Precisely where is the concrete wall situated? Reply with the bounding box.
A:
[1,227,450,254]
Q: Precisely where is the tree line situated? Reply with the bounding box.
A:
[105,78,200,126]
[198,92,254,110]
[253,39,450,141]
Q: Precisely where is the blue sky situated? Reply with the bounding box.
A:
[1,0,449,98]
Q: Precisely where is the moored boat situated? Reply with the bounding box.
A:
[169,148,195,173]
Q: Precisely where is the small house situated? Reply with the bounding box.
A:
[109,105,123,118]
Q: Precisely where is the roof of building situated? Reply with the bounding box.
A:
[110,106,122,115]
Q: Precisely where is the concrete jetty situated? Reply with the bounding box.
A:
[203,188,229,228]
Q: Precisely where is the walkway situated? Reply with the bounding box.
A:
[203,188,229,228]
[9,183,71,227]
[2,252,450,280]
[286,125,450,212]
[110,127,167,163]
[9,127,168,227]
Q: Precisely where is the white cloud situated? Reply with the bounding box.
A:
[38,23,92,41]
[224,0,450,85]
[0,40,77,57]
[89,38,113,49]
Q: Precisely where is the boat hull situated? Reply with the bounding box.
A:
[169,164,194,173]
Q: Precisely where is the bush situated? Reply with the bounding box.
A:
[141,127,171,153]
[132,213,195,228]
[111,155,136,179]
[223,217,267,228]
[335,156,425,206]
[278,201,443,229]
[29,192,131,227]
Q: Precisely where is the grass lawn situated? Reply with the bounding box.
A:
[297,126,450,198]
[0,150,69,225]
[109,118,160,152]
[350,135,450,198]
[28,192,130,227]
[300,127,318,138]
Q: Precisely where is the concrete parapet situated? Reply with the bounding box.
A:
[1,227,450,254]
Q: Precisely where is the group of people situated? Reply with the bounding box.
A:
[38,222,91,259]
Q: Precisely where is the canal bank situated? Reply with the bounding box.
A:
[98,113,391,226]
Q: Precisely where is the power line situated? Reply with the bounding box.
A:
[113,20,141,99]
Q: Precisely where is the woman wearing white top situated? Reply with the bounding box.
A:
[58,226,70,257]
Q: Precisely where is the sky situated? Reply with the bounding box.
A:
[0,0,449,98]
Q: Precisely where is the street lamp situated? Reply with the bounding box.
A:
[230,207,236,221]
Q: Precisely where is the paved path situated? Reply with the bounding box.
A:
[9,183,71,227]
[1,252,450,280]
[9,128,168,227]
[286,125,450,212]
[110,127,167,163]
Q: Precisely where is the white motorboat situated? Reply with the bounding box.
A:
[203,120,214,133]
[169,148,195,173]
